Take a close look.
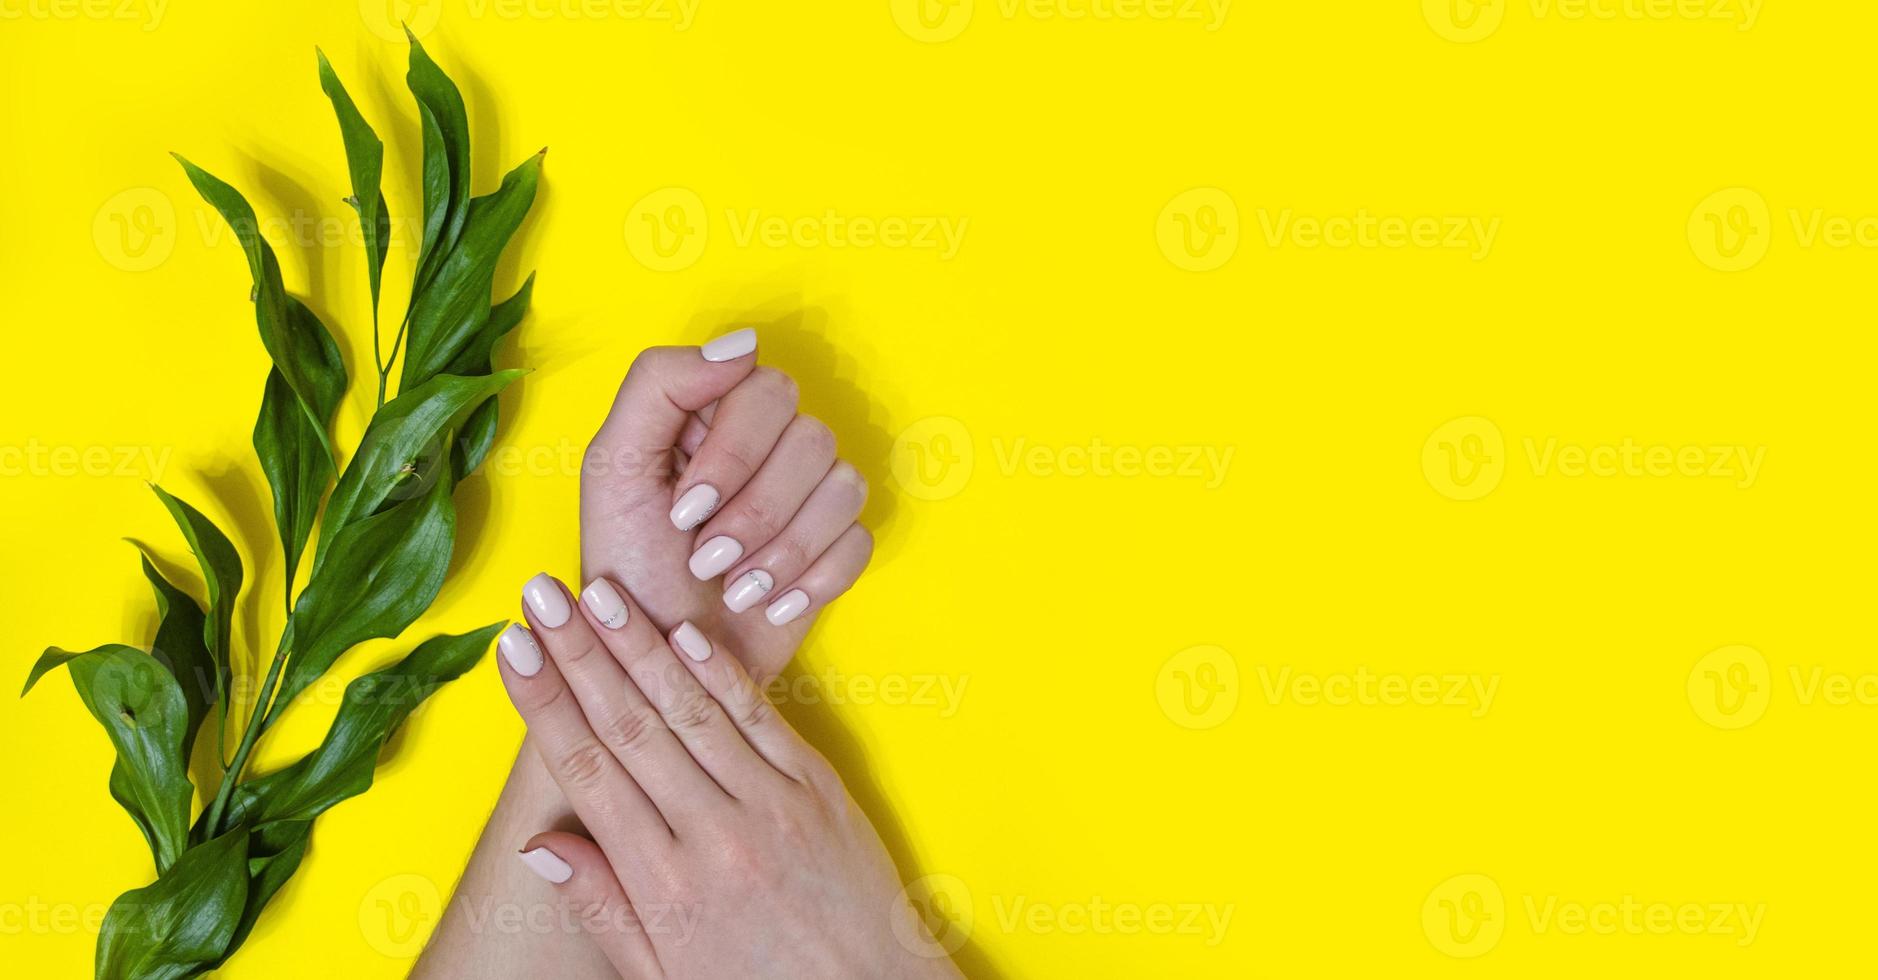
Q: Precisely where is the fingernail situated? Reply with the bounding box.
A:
[523,573,571,628]
[765,589,809,626]
[723,569,774,613]
[688,536,743,579]
[580,579,629,630]
[700,327,756,362]
[670,484,720,531]
[518,847,573,884]
[498,624,543,677]
[672,621,713,661]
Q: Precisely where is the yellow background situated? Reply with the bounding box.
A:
[1,0,1871,976]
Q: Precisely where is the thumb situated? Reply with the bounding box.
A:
[590,330,759,485]
[518,831,665,978]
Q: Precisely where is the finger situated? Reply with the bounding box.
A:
[591,333,759,493]
[661,617,821,782]
[692,414,838,585]
[668,366,798,535]
[522,574,725,820]
[495,624,669,859]
[518,832,663,980]
[722,461,867,616]
[761,523,874,628]
[577,576,786,798]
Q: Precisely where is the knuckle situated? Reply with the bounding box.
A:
[597,706,664,755]
[664,690,721,734]
[554,738,615,791]
[793,415,837,458]
[750,367,800,410]
[828,460,868,510]
[731,689,774,732]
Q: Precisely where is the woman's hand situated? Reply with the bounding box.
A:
[497,574,962,979]
[581,328,873,679]
[413,332,876,979]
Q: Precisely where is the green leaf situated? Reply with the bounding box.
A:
[96,824,249,980]
[230,624,501,827]
[270,465,458,722]
[211,820,310,968]
[23,645,193,874]
[147,485,242,717]
[316,48,390,312]
[450,273,534,477]
[406,32,471,298]
[253,357,335,603]
[171,156,347,466]
[400,152,543,392]
[133,546,217,759]
[311,370,521,576]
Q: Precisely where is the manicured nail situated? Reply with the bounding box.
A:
[518,847,573,884]
[523,573,571,628]
[670,484,720,530]
[723,569,774,613]
[498,624,543,677]
[688,536,743,579]
[580,579,629,630]
[765,589,809,626]
[700,327,756,362]
[672,621,712,662]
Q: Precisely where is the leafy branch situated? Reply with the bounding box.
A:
[22,37,541,979]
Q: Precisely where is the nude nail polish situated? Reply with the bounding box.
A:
[498,624,543,677]
[765,589,809,626]
[669,484,720,531]
[688,536,743,579]
[723,569,774,613]
[519,847,573,884]
[523,573,570,628]
[672,621,712,662]
[700,327,756,362]
[580,579,629,630]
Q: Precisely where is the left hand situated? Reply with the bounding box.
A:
[495,574,962,979]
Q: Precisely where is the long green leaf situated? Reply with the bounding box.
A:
[271,465,458,721]
[315,48,390,313]
[450,273,534,477]
[147,485,241,719]
[406,32,471,298]
[171,156,347,465]
[231,624,501,827]
[23,645,193,874]
[311,370,521,575]
[252,355,333,604]
[211,820,309,969]
[400,152,542,392]
[96,824,249,980]
[133,546,216,759]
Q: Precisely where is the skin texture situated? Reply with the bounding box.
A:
[415,338,882,978]
[504,577,964,979]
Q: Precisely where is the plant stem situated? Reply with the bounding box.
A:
[205,627,291,836]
